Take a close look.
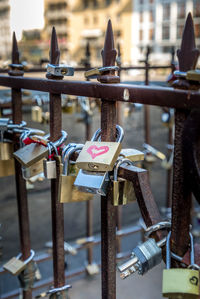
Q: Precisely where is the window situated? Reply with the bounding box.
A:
[177,2,185,19]
[93,0,98,8]
[162,24,170,40]
[194,0,200,18]
[139,0,144,5]
[195,23,200,38]
[93,15,98,24]
[84,16,89,24]
[106,0,111,5]
[84,0,89,8]
[163,3,170,20]
[139,12,143,22]
[162,46,172,53]
[149,28,154,40]
[177,24,184,39]
[139,29,143,41]
[149,10,154,22]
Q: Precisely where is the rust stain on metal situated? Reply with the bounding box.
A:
[100,20,117,299]
[171,13,200,259]
[48,27,65,288]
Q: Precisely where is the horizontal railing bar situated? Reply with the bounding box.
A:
[0,75,199,109]
[0,65,173,74]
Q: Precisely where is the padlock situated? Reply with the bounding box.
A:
[112,158,136,206]
[118,238,164,278]
[86,263,99,275]
[43,142,57,179]
[3,249,35,276]
[76,125,124,172]
[162,232,199,298]
[174,69,200,82]
[13,130,67,167]
[60,144,93,203]
[119,148,144,162]
[0,159,15,177]
[31,95,43,123]
[22,159,44,180]
[0,118,13,160]
[74,169,109,196]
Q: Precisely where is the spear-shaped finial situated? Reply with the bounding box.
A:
[98,20,119,83]
[101,19,117,67]
[49,27,60,65]
[177,13,199,72]
[11,32,20,64]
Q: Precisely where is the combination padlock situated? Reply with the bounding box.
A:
[112,158,136,206]
[76,125,124,172]
[162,232,199,298]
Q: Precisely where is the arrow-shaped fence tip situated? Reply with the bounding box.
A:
[12,31,19,64]
[102,19,116,66]
[49,26,60,65]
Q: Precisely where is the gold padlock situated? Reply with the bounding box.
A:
[76,125,124,172]
[119,148,144,162]
[162,232,200,298]
[112,158,136,206]
[0,141,13,160]
[22,159,44,180]
[0,159,15,177]
[31,106,43,123]
[60,144,93,203]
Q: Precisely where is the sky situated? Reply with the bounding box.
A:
[10,0,44,40]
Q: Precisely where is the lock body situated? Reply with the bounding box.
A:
[31,106,43,123]
[43,159,57,179]
[76,141,122,172]
[3,257,26,275]
[60,175,93,203]
[120,148,144,162]
[0,159,15,177]
[0,142,13,160]
[22,160,44,180]
[112,179,136,206]
[13,143,48,167]
[162,268,199,298]
[74,169,109,196]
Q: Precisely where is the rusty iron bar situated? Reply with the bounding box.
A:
[47,27,65,288]
[0,76,199,108]
[100,20,117,299]
[144,46,151,146]
[166,125,173,208]
[171,13,200,258]
[84,41,94,266]
[10,33,32,299]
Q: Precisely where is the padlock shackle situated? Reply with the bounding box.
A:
[16,249,35,265]
[166,232,195,269]
[63,144,84,175]
[53,130,68,147]
[114,158,133,181]
[91,125,124,143]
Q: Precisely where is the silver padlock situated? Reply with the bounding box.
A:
[22,160,44,180]
[74,169,109,196]
[47,63,74,77]
[43,142,57,179]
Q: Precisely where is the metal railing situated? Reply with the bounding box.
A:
[0,12,200,299]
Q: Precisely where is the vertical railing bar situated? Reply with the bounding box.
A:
[10,32,32,299]
[171,13,200,257]
[47,27,65,288]
[144,46,151,146]
[116,43,122,255]
[99,20,118,299]
[84,41,94,267]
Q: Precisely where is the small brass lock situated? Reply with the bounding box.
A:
[112,158,136,206]
[3,249,35,276]
[76,125,124,172]
[0,159,15,177]
[60,144,93,203]
[162,232,199,298]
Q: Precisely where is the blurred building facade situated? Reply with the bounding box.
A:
[43,0,200,65]
[134,0,200,63]
[0,0,11,60]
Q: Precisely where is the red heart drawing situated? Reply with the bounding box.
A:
[87,145,109,159]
